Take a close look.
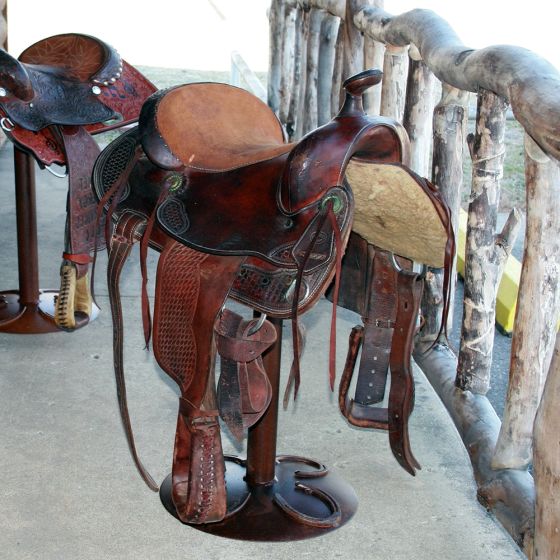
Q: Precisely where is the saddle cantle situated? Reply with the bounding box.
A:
[92,69,452,524]
[0,33,156,329]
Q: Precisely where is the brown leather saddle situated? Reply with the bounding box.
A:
[92,69,451,524]
[0,33,156,329]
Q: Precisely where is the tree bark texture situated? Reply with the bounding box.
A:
[267,0,285,114]
[278,2,297,124]
[302,7,324,134]
[379,44,408,121]
[493,135,560,469]
[402,52,436,176]
[456,90,513,395]
[353,6,560,161]
[330,22,345,118]
[342,0,367,82]
[287,5,309,140]
[317,12,341,124]
[419,84,468,343]
[533,332,560,559]
[363,35,384,114]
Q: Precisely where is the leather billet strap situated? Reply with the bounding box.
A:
[58,125,104,277]
[339,248,423,476]
[215,309,276,441]
[353,249,398,405]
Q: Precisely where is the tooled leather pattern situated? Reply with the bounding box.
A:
[19,34,120,84]
[153,243,208,387]
[230,200,350,317]
[0,67,115,131]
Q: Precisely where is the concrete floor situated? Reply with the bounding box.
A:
[0,142,525,559]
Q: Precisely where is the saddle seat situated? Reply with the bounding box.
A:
[143,83,294,172]
[0,33,124,131]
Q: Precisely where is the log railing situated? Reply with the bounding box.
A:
[269,1,560,557]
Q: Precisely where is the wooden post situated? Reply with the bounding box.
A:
[317,11,341,125]
[456,90,520,394]
[278,1,297,125]
[292,5,310,140]
[533,331,560,559]
[402,47,436,176]
[379,44,408,121]
[267,0,284,114]
[342,0,367,81]
[302,7,324,134]
[419,84,468,343]
[362,0,384,115]
[493,134,560,469]
[330,23,345,118]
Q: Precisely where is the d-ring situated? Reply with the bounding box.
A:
[0,117,15,132]
[45,164,68,178]
[247,313,268,336]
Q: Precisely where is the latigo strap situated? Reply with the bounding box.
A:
[54,125,103,329]
[338,246,423,475]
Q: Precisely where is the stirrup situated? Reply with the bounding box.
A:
[54,264,92,330]
[338,325,390,430]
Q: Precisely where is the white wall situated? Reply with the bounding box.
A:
[9,0,271,70]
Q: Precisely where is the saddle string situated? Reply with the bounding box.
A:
[327,204,344,391]
[286,198,343,402]
[423,194,456,350]
[90,144,143,308]
[282,322,306,409]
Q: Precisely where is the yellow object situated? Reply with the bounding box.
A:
[457,209,521,335]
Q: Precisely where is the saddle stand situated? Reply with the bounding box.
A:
[0,33,155,333]
[160,317,359,540]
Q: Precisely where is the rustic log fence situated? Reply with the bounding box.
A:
[269,1,560,557]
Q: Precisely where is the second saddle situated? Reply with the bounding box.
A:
[0,33,156,329]
[92,69,453,524]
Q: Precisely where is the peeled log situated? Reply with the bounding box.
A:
[342,0,367,81]
[353,7,560,161]
[363,35,384,115]
[379,44,408,121]
[267,0,284,114]
[302,8,324,134]
[533,332,560,559]
[419,84,468,342]
[414,343,535,552]
[456,90,512,395]
[278,2,297,124]
[317,12,341,124]
[493,135,560,469]
[286,5,308,140]
[402,50,436,176]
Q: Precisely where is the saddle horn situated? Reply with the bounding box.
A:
[338,68,383,117]
[0,49,34,102]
